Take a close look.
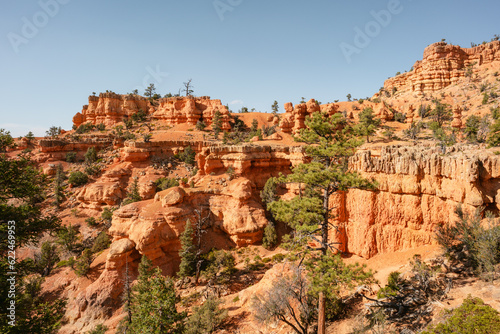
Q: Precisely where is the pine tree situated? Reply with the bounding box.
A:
[144,83,156,98]
[123,177,141,205]
[178,220,196,278]
[127,256,186,334]
[356,107,381,143]
[430,99,452,127]
[271,100,279,115]
[35,241,60,276]
[54,164,64,209]
[267,111,376,333]
[212,110,222,139]
[84,147,98,165]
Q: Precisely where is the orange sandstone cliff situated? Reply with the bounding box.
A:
[384,40,500,95]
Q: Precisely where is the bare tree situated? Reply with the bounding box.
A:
[183,79,194,96]
[252,266,316,334]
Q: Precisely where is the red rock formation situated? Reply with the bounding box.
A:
[153,96,231,129]
[36,135,114,162]
[384,41,500,95]
[73,94,233,130]
[74,93,150,128]
[279,99,339,134]
[334,145,500,258]
[107,178,267,269]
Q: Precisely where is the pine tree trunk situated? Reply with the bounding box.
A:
[318,292,326,334]
[318,186,330,334]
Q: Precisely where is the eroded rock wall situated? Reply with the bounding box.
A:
[73,94,232,129]
[334,145,500,258]
[384,41,500,94]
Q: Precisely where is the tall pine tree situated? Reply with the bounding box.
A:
[268,111,375,334]
[178,220,196,278]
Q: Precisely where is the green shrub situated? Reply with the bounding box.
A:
[196,120,207,131]
[122,177,141,205]
[85,164,101,176]
[85,217,98,227]
[91,232,110,253]
[422,296,500,334]
[436,206,500,279]
[56,257,75,269]
[393,112,406,123]
[101,207,113,223]
[96,123,106,131]
[84,147,98,165]
[261,125,277,137]
[68,171,88,187]
[131,109,147,123]
[226,167,235,179]
[271,253,285,263]
[57,224,80,252]
[185,296,228,334]
[76,123,95,134]
[86,324,108,334]
[75,249,92,277]
[66,152,77,163]
[177,146,196,165]
[203,250,236,284]
[482,92,490,105]
[154,177,179,192]
[262,223,277,249]
[377,271,401,299]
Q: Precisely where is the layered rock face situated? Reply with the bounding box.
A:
[384,41,500,94]
[196,144,306,187]
[73,94,232,129]
[153,96,232,129]
[107,178,267,270]
[334,145,500,258]
[35,135,114,162]
[73,93,150,127]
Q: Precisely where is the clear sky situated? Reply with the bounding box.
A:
[1,0,499,136]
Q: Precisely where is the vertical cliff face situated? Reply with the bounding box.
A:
[332,145,500,258]
[153,96,231,129]
[384,41,500,94]
[72,94,232,129]
[73,93,151,128]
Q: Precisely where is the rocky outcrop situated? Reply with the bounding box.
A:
[36,135,114,162]
[384,41,500,95]
[74,93,150,128]
[107,178,268,271]
[197,144,306,187]
[333,145,500,258]
[280,99,339,134]
[73,94,232,129]
[153,96,232,130]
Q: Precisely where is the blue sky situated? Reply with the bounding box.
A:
[1,0,499,136]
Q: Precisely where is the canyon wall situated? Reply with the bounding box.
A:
[384,41,500,95]
[335,145,500,258]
